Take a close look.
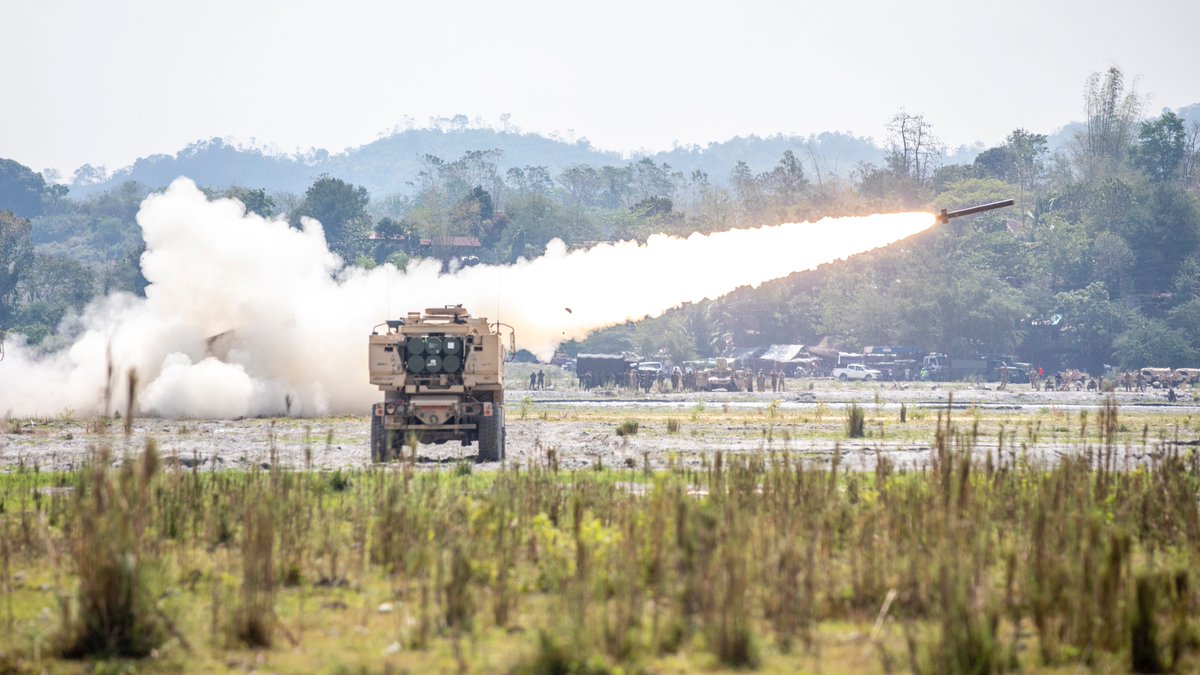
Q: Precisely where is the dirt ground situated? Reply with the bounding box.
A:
[2,379,1196,473]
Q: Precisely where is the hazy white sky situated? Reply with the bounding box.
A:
[3,0,1198,177]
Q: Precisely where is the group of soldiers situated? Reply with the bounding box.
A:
[1025,367,1089,392]
[527,369,546,390]
[1116,370,1197,392]
[746,368,789,393]
[1023,367,1190,396]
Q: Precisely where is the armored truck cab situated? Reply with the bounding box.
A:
[369,306,507,462]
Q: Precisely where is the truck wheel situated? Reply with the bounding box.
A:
[370,410,385,463]
[478,404,505,462]
[864,375,873,382]
[839,373,848,382]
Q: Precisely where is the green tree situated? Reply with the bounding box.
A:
[630,158,678,205]
[293,175,372,263]
[104,242,150,297]
[1112,318,1195,369]
[1053,282,1133,371]
[891,259,1026,355]
[1108,184,1200,293]
[1171,256,1200,303]
[10,253,96,345]
[1073,67,1142,180]
[1004,129,1049,195]
[16,253,96,308]
[1036,213,1094,288]
[0,159,51,218]
[497,193,564,262]
[730,161,764,220]
[1090,231,1136,298]
[0,211,35,325]
[1167,297,1200,336]
[971,148,1010,182]
[576,323,636,355]
[1132,111,1187,182]
[227,187,276,218]
[885,111,943,192]
[762,150,808,216]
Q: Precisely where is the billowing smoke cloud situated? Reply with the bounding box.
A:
[0,179,933,418]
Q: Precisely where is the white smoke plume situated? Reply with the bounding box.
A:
[0,179,934,418]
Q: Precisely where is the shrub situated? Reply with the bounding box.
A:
[60,443,165,658]
[847,404,866,438]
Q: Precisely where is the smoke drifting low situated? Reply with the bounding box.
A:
[0,179,934,418]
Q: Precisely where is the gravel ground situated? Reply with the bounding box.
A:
[2,380,1195,473]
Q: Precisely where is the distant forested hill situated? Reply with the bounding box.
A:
[69,129,621,198]
[69,128,897,199]
[60,101,1200,200]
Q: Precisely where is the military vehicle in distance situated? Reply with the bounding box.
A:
[368,306,511,462]
[699,357,739,391]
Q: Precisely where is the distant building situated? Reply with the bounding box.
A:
[369,233,482,264]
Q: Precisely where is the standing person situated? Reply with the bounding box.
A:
[757,369,766,392]
[529,371,536,389]
[671,366,681,391]
[778,369,787,392]
[537,369,545,390]
[769,369,778,393]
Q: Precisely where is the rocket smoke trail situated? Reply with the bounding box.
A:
[0,179,934,418]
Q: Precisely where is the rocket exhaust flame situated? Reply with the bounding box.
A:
[0,179,935,418]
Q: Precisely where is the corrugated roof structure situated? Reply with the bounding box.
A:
[759,344,807,362]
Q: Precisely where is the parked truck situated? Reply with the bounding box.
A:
[922,353,1027,382]
[577,353,637,388]
[832,363,883,382]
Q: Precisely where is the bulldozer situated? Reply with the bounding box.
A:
[368,306,512,462]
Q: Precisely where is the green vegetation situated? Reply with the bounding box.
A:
[615,419,639,436]
[1,402,1199,672]
[2,67,1199,373]
[847,403,866,438]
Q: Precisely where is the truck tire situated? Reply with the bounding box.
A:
[370,410,386,462]
[864,375,873,382]
[839,373,848,382]
[478,404,505,462]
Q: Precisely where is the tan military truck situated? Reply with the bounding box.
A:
[368,306,510,462]
[701,357,739,391]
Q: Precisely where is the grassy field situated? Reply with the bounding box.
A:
[1,399,1199,673]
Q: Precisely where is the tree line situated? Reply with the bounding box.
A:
[2,67,1199,372]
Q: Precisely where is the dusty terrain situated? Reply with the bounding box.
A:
[3,377,1195,472]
